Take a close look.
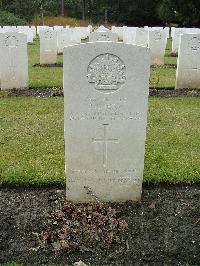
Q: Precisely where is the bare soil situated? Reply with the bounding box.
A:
[0,183,199,265]
[32,63,63,68]
[3,87,200,98]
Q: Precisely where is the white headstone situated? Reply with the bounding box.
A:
[183,28,200,35]
[135,28,148,47]
[171,27,175,38]
[17,27,34,43]
[76,27,90,39]
[56,28,72,54]
[69,28,82,44]
[176,34,200,89]
[96,25,109,32]
[88,25,93,33]
[54,25,64,31]
[172,28,186,53]
[40,29,57,64]
[164,27,170,38]
[30,26,37,39]
[37,26,51,36]
[0,32,28,90]
[148,29,167,65]
[123,27,137,44]
[89,31,118,42]
[111,26,124,41]
[151,27,163,31]
[2,26,17,33]
[63,42,150,202]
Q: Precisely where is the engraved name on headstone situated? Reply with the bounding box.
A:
[89,31,118,42]
[64,42,150,202]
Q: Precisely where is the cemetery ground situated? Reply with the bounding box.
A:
[0,38,200,265]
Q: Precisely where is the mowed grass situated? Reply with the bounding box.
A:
[145,97,200,182]
[0,97,199,186]
[28,38,177,89]
[28,39,63,88]
[150,38,177,89]
[0,97,64,185]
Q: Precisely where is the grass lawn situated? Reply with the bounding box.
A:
[0,33,199,266]
[28,39,63,88]
[150,38,177,89]
[0,97,199,186]
[28,38,177,89]
[0,36,199,187]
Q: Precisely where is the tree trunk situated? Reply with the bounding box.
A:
[88,0,92,20]
[39,1,45,25]
[82,0,86,20]
[61,0,64,16]
[105,8,108,24]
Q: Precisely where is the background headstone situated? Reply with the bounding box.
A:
[89,31,118,42]
[0,32,28,90]
[96,25,109,32]
[123,27,137,44]
[111,26,124,41]
[176,34,200,89]
[40,29,57,64]
[135,28,148,47]
[56,28,72,54]
[172,28,186,53]
[148,29,167,65]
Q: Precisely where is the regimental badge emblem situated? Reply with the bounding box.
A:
[87,53,126,93]
[189,36,200,51]
[154,31,162,41]
[44,30,53,40]
[4,35,19,48]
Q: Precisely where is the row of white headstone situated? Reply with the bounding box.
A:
[112,26,168,65]
[171,27,200,53]
[0,26,36,43]
[40,26,92,64]
[0,26,199,202]
[89,27,200,89]
[0,26,200,90]
[40,25,169,66]
[0,25,93,44]
[0,26,92,89]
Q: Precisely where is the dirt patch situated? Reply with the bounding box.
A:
[5,87,64,97]
[0,184,199,265]
[150,88,200,97]
[32,63,63,68]
[3,87,200,98]
[151,64,177,69]
[168,53,178,57]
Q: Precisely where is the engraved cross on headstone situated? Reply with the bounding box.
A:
[45,41,52,52]
[92,124,118,168]
[8,43,17,81]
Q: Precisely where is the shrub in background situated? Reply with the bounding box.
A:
[0,11,27,26]
[32,16,91,26]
